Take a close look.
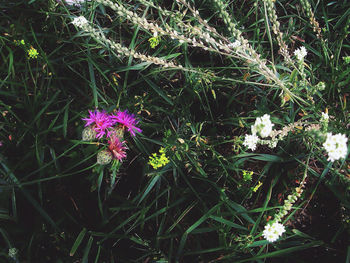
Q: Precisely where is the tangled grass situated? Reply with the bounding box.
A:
[0,0,349,262]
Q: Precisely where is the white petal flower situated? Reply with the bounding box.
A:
[323,133,348,162]
[268,139,278,149]
[263,222,285,242]
[58,0,89,6]
[273,222,286,236]
[72,16,89,28]
[251,114,274,138]
[321,112,329,121]
[228,40,241,49]
[243,134,259,151]
[294,46,307,60]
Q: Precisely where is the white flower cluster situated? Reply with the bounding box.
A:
[262,222,285,242]
[243,114,275,151]
[321,112,329,122]
[251,114,274,138]
[323,133,348,162]
[58,0,89,6]
[243,134,259,151]
[294,46,307,61]
[259,138,278,149]
[72,16,89,28]
[228,40,241,49]
[8,248,18,259]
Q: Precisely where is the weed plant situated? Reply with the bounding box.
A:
[0,0,350,262]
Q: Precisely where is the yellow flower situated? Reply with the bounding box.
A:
[242,170,253,181]
[148,35,160,49]
[252,181,263,192]
[28,46,39,59]
[14,39,25,46]
[148,147,170,169]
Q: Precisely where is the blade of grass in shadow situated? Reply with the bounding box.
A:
[137,174,161,205]
[70,228,87,256]
[0,228,12,248]
[166,202,197,234]
[82,235,94,263]
[235,241,323,262]
[142,75,174,106]
[1,162,59,231]
[176,203,222,261]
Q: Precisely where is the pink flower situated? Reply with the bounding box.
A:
[108,135,127,161]
[82,110,114,139]
[111,110,142,137]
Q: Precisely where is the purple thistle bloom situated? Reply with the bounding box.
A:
[82,110,114,139]
[108,135,127,161]
[111,110,142,137]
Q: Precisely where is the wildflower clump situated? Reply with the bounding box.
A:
[228,40,241,49]
[243,134,259,151]
[323,133,348,162]
[13,39,40,60]
[294,46,307,61]
[148,148,170,169]
[57,0,90,6]
[81,109,141,165]
[148,32,160,48]
[251,114,274,138]
[14,39,25,46]
[108,134,127,161]
[252,181,263,192]
[82,110,114,139]
[321,112,329,122]
[27,46,39,59]
[110,110,142,137]
[242,114,275,151]
[242,170,253,181]
[262,222,286,242]
[320,111,329,132]
[72,16,89,28]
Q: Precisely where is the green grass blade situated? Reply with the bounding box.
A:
[70,228,87,256]
[138,174,161,205]
[82,235,94,263]
[209,215,247,231]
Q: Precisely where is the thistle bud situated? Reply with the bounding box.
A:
[82,126,97,141]
[97,150,112,165]
[107,127,125,140]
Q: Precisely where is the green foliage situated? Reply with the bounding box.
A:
[0,0,349,262]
